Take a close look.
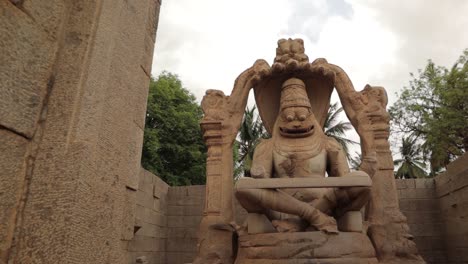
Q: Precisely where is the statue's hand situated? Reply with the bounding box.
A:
[251,166,267,178]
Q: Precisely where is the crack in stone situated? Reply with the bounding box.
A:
[0,125,30,140]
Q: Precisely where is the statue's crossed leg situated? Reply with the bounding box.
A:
[235,186,370,234]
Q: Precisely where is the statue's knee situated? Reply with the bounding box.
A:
[347,186,371,199]
[235,189,258,202]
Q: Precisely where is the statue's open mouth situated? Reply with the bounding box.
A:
[279,125,314,137]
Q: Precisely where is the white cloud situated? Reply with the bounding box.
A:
[151,0,468,157]
[152,0,291,101]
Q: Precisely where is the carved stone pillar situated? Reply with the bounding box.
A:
[201,121,224,216]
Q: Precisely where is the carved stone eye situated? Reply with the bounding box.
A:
[286,115,294,122]
[298,115,306,121]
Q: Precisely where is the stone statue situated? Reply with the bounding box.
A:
[235,77,371,234]
[193,38,425,264]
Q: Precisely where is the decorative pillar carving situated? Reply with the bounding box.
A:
[201,120,223,215]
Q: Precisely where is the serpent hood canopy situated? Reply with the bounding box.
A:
[253,39,334,134]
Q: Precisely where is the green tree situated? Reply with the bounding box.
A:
[234,106,269,178]
[394,137,427,179]
[324,102,359,161]
[390,49,468,174]
[142,72,206,186]
[349,152,362,171]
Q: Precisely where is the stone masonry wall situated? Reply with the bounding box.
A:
[165,186,205,264]
[128,169,169,264]
[0,1,160,263]
[396,179,447,263]
[157,154,468,264]
[435,153,468,264]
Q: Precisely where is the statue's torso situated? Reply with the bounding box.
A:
[273,145,327,178]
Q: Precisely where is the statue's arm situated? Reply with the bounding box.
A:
[250,138,273,178]
[325,137,350,177]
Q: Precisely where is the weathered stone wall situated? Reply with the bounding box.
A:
[128,169,169,264]
[435,154,468,264]
[396,179,447,263]
[0,1,160,263]
[153,154,468,264]
[166,186,205,264]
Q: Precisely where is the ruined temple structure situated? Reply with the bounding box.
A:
[2,1,467,262]
[194,39,426,264]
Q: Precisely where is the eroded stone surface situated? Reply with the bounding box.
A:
[236,232,377,263]
[194,38,425,264]
[235,76,372,235]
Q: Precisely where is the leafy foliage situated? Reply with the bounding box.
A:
[142,72,206,186]
[234,106,269,178]
[390,49,468,174]
[349,152,362,171]
[324,102,359,161]
[394,137,427,179]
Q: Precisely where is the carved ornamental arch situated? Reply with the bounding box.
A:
[194,39,424,264]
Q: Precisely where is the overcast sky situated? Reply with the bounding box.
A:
[150,0,468,156]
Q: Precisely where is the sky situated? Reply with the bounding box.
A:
[150,0,468,157]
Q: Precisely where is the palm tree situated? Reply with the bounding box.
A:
[234,106,269,178]
[323,102,359,161]
[349,152,362,171]
[394,136,427,179]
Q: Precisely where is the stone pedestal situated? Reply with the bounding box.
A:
[235,232,378,264]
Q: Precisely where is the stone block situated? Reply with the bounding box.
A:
[440,201,468,219]
[236,232,377,263]
[0,130,29,257]
[395,179,408,189]
[128,237,156,252]
[402,211,442,224]
[135,223,167,239]
[138,169,154,195]
[167,185,206,201]
[400,188,436,199]
[166,238,198,252]
[413,236,446,251]
[402,179,416,188]
[446,153,468,176]
[0,1,56,137]
[408,223,444,237]
[443,217,468,235]
[447,247,468,262]
[438,189,468,212]
[419,250,448,263]
[166,252,196,264]
[148,212,166,227]
[153,197,162,212]
[121,187,137,241]
[153,174,169,198]
[140,0,160,75]
[436,170,468,198]
[167,227,198,239]
[129,252,165,264]
[415,179,435,189]
[152,238,166,252]
[22,0,66,40]
[166,216,202,228]
[167,195,205,206]
[399,199,438,212]
[337,211,363,232]
[137,191,154,209]
[166,204,204,216]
